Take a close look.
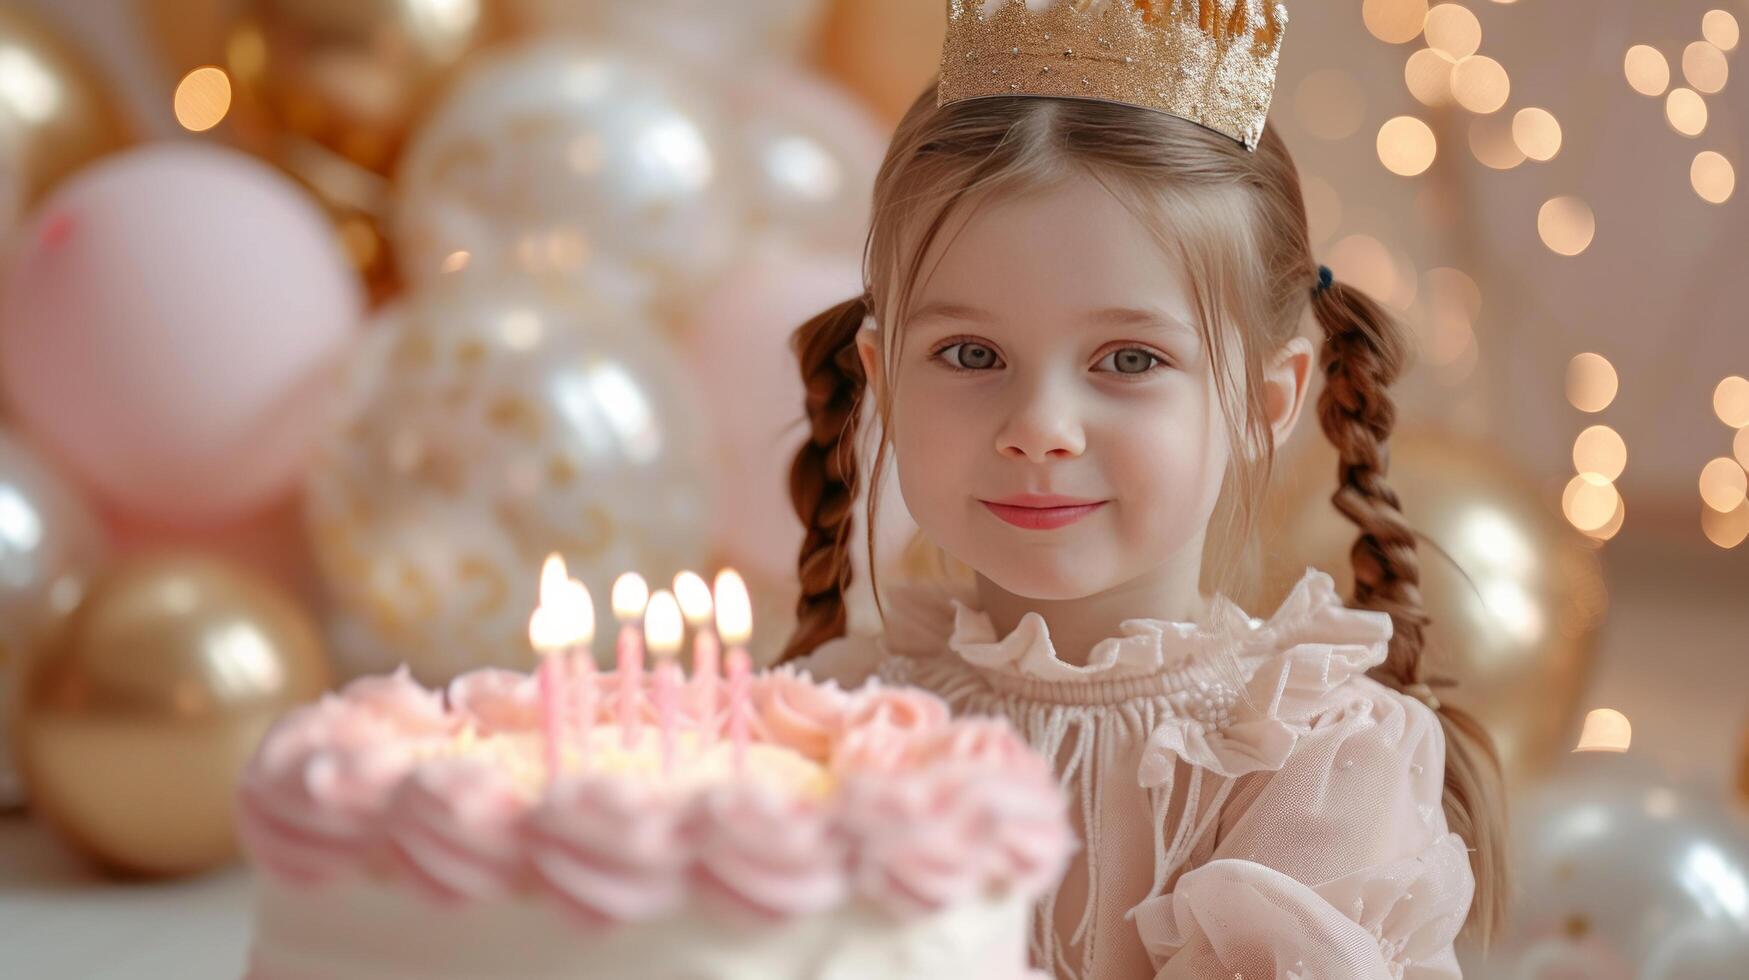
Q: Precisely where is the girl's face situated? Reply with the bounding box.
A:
[863,175,1236,601]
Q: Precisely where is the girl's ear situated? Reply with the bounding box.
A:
[855,324,885,406]
[1264,335,1315,446]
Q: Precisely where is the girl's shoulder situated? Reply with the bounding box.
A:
[791,580,964,688]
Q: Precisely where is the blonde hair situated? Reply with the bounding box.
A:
[778,88,1507,946]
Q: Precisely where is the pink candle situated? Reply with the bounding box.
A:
[570,652,597,767]
[726,646,751,773]
[643,589,685,777]
[615,622,643,749]
[611,572,650,750]
[530,555,593,786]
[672,571,719,745]
[654,660,683,776]
[537,653,565,780]
[693,627,720,744]
[713,569,753,775]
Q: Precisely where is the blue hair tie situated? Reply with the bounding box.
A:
[1314,264,1333,295]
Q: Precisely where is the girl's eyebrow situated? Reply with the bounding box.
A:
[911,301,1196,336]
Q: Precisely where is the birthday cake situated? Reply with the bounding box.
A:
[236,663,1073,979]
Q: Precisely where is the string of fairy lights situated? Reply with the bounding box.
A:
[1354,0,1747,550]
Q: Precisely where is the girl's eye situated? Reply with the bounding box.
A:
[1095,347,1165,375]
[936,341,1002,371]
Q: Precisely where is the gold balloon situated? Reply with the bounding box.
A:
[13,554,332,877]
[0,5,130,200]
[225,0,502,175]
[1261,431,1607,786]
[814,0,945,122]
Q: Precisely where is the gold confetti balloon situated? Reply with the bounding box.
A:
[306,280,715,683]
[393,40,749,303]
[224,0,502,176]
[1261,430,1607,786]
[13,554,331,877]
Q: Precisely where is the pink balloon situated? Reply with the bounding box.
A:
[681,239,914,585]
[0,141,363,526]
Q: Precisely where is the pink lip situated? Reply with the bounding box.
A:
[979,495,1109,530]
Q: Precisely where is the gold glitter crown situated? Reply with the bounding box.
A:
[938,0,1289,150]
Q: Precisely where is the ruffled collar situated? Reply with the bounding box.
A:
[942,566,1390,687]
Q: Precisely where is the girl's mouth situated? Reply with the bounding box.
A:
[980,499,1109,530]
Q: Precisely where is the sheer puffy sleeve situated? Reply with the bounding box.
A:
[1121,569,1476,978]
[1131,679,1475,979]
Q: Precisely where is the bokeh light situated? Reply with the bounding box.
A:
[1378,116,1438,176]
[1735,426,1749,470]
[1698,457,1748,512]
[1538,196,1595,256]
[1364,0,1431,45]
[1691,151,1736,204]
[1682,41,1729,94]
[1666,88,1708,136]
[1716,376,1749,427]
[1424,266,1483,320]
[1702,10,1740,52]
[1573,425,1627,482]
[173,66,232,133]
[1575,708,1632,751]
[1566,353,1618,413]
[1424,4,1482,59]
[1328,234,1402,305]
[1624,44,1671,97]
[1512,107,1562,162]
[1301,174,1343,244]
[1701,499,1749,548]
[1588,492,1626,542]
[1405,48,1457,106]
[1452,55,1510,113]
[1563,474,1621,533]
[1469,115,1525,169]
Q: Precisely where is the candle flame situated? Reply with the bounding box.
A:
[611,571,649,621]
[714,569,752,646]
[673,570,714,625]
[539,553,568,608]
[644,589,684,659]
[564,578,595,648]
[1573,707,1632,753]
[530,565,594,654]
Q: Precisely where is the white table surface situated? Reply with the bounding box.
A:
[0,816,252,979]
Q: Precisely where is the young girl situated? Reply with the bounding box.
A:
[779,2,1506,977]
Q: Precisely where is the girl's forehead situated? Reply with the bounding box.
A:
[892,176,1197,326]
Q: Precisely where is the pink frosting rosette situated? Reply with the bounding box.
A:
[237,699,418,883]
[339,665,461,736]
[839,763,996,916]
[842,681,951,734]
[446,668,540,734]
[380,758,527,903]
[523,777,691,926]
[750,666,850,761]
[688,783,850,920]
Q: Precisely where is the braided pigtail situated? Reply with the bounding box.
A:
[1311,268,1509,948]
[777,294,871,664]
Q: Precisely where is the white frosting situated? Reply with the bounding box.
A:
[246,874,1037,980]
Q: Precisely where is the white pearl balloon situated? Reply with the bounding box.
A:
[1465,764,1749,978]
[394,40,748,301]
[509,0,828,66]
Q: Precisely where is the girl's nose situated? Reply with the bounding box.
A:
[994,376,1086,462]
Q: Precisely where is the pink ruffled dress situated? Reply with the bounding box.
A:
[796,566,1475,980]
